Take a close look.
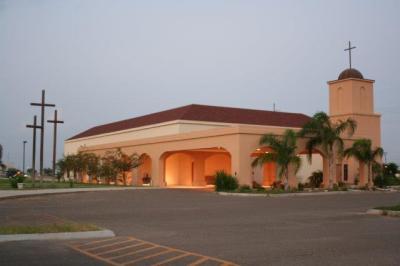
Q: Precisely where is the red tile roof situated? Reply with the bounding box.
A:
[68,104,311,140]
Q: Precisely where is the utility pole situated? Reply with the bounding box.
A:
[30,90,55,183]
[47,110,64,177]
[26,116,42,187]
[22,140,27,173]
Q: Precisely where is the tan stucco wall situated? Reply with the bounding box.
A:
[69,124,307,187]
[329,79,375,116]
[329,77,381,186]
[297,154,323,183]
[165,153,193,186]
[64,120,229,155]
[204,154,231,176]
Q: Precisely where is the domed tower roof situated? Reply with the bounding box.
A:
[338,68,364,80]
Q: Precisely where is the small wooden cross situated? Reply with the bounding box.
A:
[47,110,64,176]
[344,41,356,69]
[26,115,42,186]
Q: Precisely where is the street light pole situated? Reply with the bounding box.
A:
[22,140,27,173]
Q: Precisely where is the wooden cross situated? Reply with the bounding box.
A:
[344,41,356,69]
[47,110,64,176]
[30,90,55,177]
[26,115,42,187]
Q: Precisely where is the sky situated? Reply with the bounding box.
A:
[0,0,399,169]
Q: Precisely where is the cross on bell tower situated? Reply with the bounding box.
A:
[344,41,356,69]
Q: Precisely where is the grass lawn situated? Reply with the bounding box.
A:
[0,223,100,234]
[374,204,400,211]
[0,178,123,190]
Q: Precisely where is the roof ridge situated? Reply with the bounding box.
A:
[183,103,308,117]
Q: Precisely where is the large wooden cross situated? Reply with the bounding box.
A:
[47,110,64,176]
[26,115,42,187]
[30,90,55,177]
[344,41,356,69]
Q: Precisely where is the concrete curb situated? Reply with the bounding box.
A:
[366,209,400,217]
[0,229,115,242]
[0,187,161,201]
[218,190,367,198]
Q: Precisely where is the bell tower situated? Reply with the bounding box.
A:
[327,42,381,184]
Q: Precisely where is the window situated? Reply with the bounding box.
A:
[343,164,348,181]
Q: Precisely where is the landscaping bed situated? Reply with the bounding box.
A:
[374,204,400,212]
[0,213,113,242]
[0,223,100,235]
[367,204,400,217]
[0,178,126,190]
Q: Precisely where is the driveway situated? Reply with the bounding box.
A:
[0,189,399,265]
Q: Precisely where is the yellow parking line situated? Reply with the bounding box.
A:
[69,244,120,266]
[125,237,238,266]
[123,249,172,265]
[188,257,209,266]
[151,253,190,266]
[108,245,158,261]
[97,242,143,256]
[68,236,239,266]
[75,237,125,249]
[85,239,135,252]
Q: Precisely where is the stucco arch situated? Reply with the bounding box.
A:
[159,147,231,187]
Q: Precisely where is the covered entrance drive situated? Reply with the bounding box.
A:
[162,147,231,187]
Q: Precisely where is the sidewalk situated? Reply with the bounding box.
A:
[0,186,157,200]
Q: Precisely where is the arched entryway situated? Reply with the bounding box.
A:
[164,152,194,186]
[162,147,231,187]
[204,153,231,185]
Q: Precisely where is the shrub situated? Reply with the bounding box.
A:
[214,171,239,192]
[338,181,346,188]
[332,183,339,191]
[272,180,284,190]
[238,185,252,193]
[297,182,304,191]
[252,181,262,189]
[9,174,25,188]
[354,177,360,185]
[308,170,323,188]
[6,168,19,178]
[374,175,400,188]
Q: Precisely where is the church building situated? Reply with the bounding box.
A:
[64,65,381,188]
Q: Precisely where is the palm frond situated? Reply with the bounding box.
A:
[291,156,302,174]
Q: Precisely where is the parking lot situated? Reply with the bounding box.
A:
[0,189,399,265]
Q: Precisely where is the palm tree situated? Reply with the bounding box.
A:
[252,129,301,190]
[298,112,356,189]
[344,138,383,188]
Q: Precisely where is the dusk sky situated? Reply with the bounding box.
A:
[1,0,399,169]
